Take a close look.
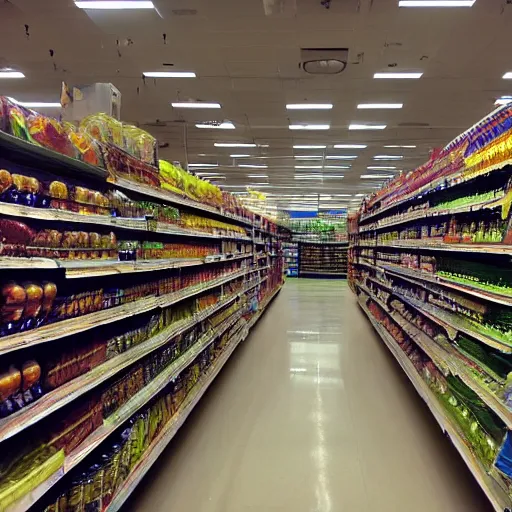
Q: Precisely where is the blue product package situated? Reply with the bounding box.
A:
[495,431,512,478]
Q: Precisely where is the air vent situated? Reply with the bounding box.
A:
[172,9,198,15]
[398,122,430,127]
[300,48,349,75]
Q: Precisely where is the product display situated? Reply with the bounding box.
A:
[350,102,512,511]
[298,241,348,278]
[0,101,284,512]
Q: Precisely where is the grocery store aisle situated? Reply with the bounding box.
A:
[126,280,492,512]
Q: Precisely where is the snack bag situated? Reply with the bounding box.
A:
[27,113,77,157]
[159,160,185,195]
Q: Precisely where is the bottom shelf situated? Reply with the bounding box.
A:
[357,296,512,512]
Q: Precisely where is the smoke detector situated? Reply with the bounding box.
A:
[300,48,349,75]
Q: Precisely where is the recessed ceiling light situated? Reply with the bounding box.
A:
[247,174,269,178]
[172,102,221,109]
[7,98,60,107]
[495,96,512,105]
[230,154,251,157]
[143,71,196,78]
[384,145,417,148]
[325,155,358,160]
[75,1,154,8]
[373,72,423,79]
[286,104,333,110]
[289,124,330,130]
[215,143,257,147]
[357,103,403,109]
[349,124,387,130]
[188,163,218,168]
[0,71,25,78]
[238,164,268,168]
[294,156,323,160]
[399,0,475,6]
[295,166,323,169]
[196,122,234,129]
[361,174,394,179]
[325,165,351,169]
[367,166,397,170]
[293,145,327,149]
[373,155,403,160]
[333,144,367,149]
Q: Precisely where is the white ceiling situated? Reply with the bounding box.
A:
[0,0,511,208]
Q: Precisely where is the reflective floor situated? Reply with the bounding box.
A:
[126,280,492,512]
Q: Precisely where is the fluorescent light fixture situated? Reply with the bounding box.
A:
[384,145,416,148]
[373,155,403,160]
[367,166,397,170]
[349,124,387,130]
[325,165,350,169]
[247,174,269,178]
[325,155,357,160]
[7,98,60,107]
[230,154,251,157]
[333,144,367,149]
[295,166,323,169]
[286,103,333,110]
[374,72,423,79]
[215,143,257,147]
[172,102,221,109]
[361,174,394,179]
[195,122,234,129]
[188,163,218,168]
[324,175,345,179]
[495,96,512,105]
[248,183,269,186]
[0,71,25,78]
[355,193,366,197]
[204,176,226,180]
[399,0,475,5]
[293,145,326,149]
[195,172,224,176]
[357,103,403,109]
[289,124,330,130]
[238,164,268,168]
[294,156,323,160]
[294,176,322,180]
[75,1,154,8]
[143,71,196,78]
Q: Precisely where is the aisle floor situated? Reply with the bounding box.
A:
[127,280,493,512]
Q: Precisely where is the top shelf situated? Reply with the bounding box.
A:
[0,131,254,228]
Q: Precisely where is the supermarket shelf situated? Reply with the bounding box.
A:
[104,324,249,512]
[7,310,244,512]
[0,268,249,355]
[359,157,512,225]
[369,240,511,255]
[110,176,253,227]
[246,285,282,331]
[0,253,253,278]
[359,196,505,234]
[0,130,108,182]
[393,291,512,354]
[0,201,251,241]
[299,271,347,277]
[380,264,512,307]
[357,297,512,512]
[0,286,249,442]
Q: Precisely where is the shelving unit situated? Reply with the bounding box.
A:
[0,101,284,512]
[283,242,298,277]
[349,102,512,512]
[298,241,348,278]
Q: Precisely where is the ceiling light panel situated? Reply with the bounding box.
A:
[373,72,423,79]
[286,104,333,110]
[295,166,323,169]
[294,156,323,160]
[0,71,25,78]
[293,145,326,149]
[333,144,367,149]
[367,166,397,170]
[247,174,269,178]
[384,145,416,148]
[289,124,330,130]
[357,103,403,109]
[373,155,403,160]
[215,143,257,148]
[143,71,196,78]
[7,98,60,107]
[495,96,512,105]
[75,1,154,8]
[188,163,218,168]
[399,0,475,6]
[324,165,350,169]
[325,155,357,160]
[238,164,268,168]
[349,124,387,130]
[172,102,221,109]
[361,174,394,179]
[230,154,251,157]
